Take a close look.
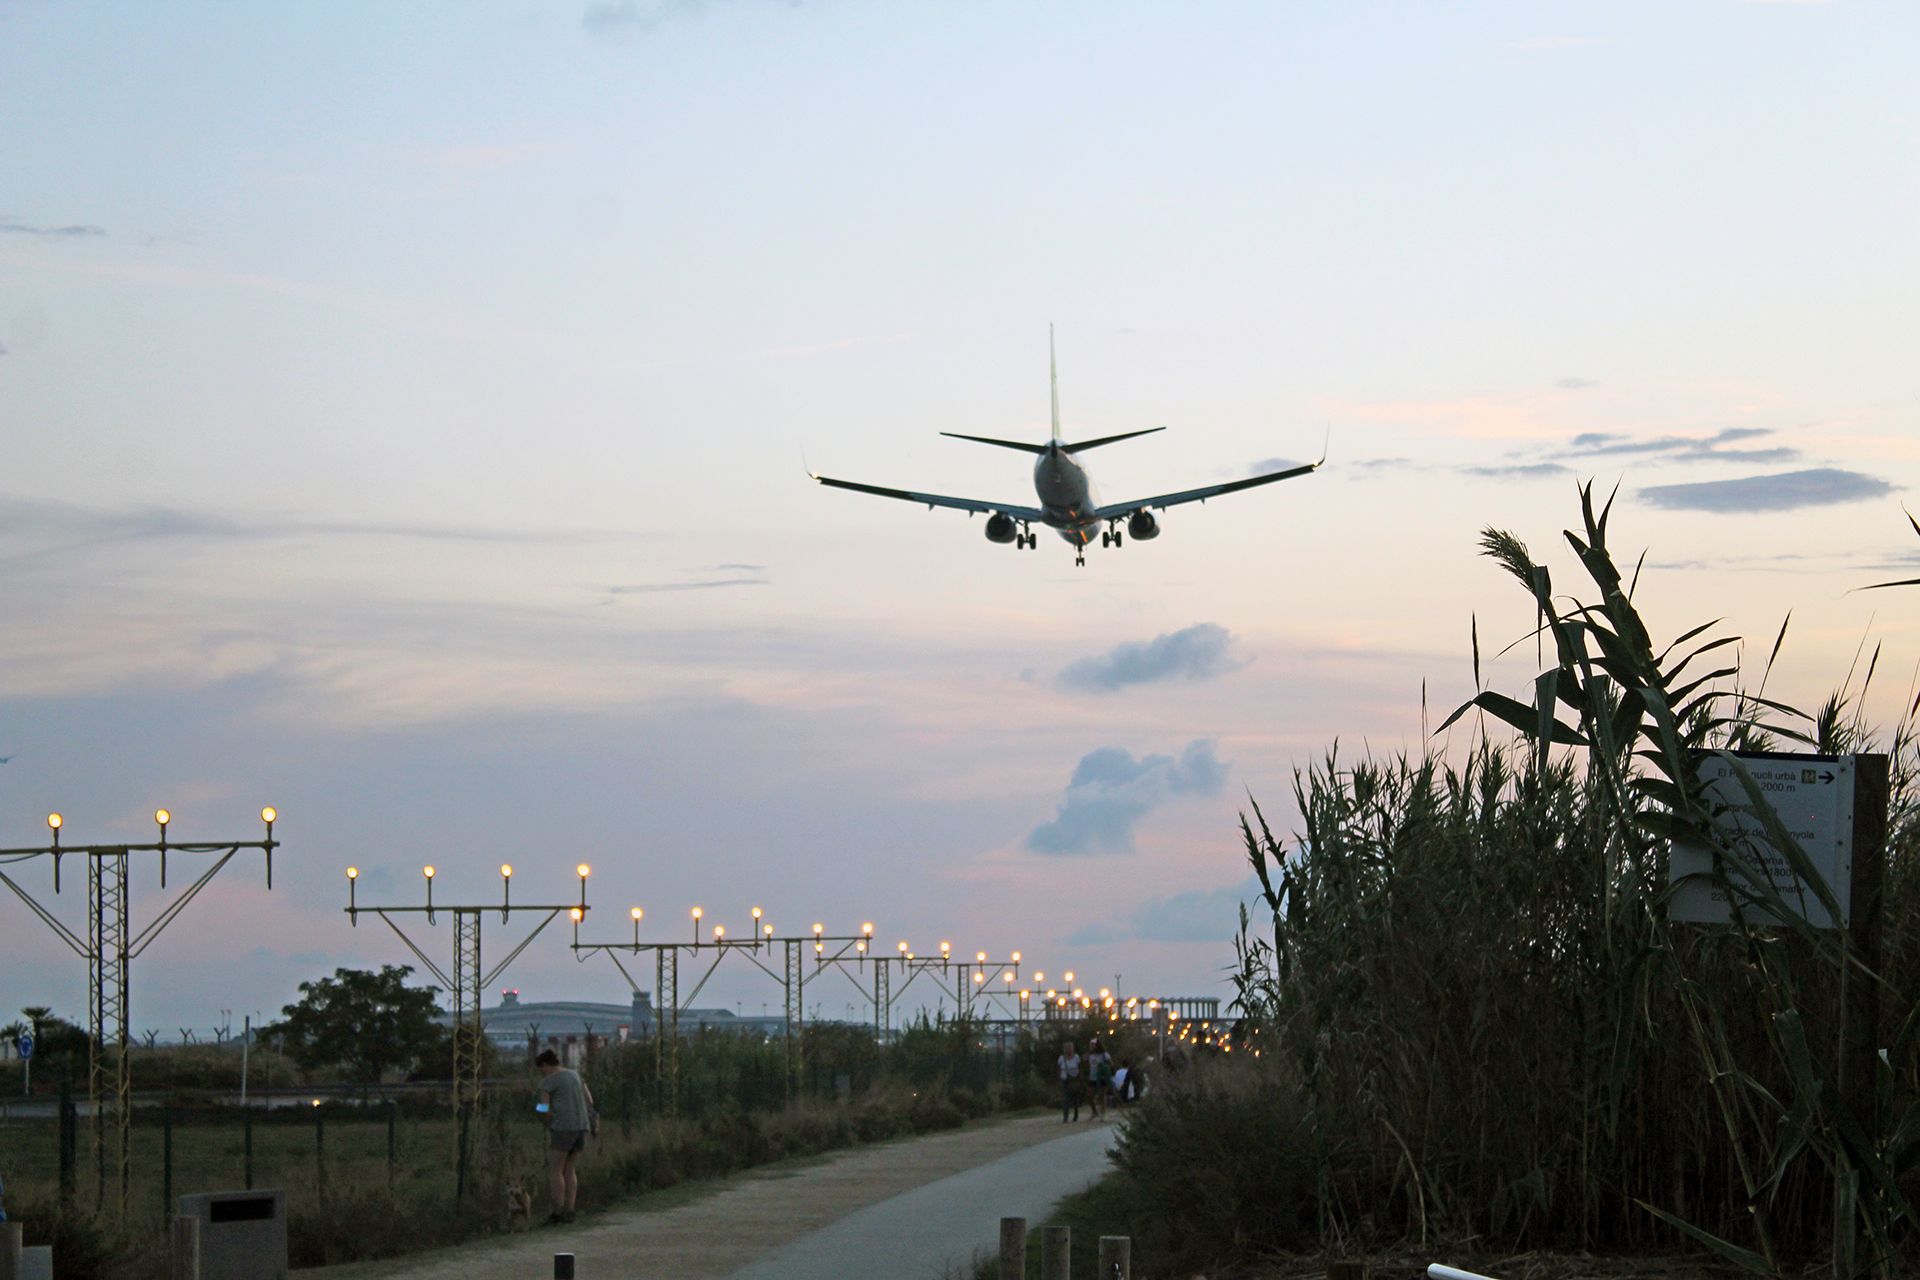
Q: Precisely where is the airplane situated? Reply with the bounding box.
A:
[810,329,1321,567]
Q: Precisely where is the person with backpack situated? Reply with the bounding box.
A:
[1085,1037,1114,1119]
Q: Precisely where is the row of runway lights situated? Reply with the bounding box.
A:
[339,861,1193,1016]
[26,822,1216,1041]
[41,808,278,834]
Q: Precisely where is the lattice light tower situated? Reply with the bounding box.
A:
[574,913,1035,1109]
[573,910,885,1109]
[345,861,592,1121]
[0,806,281,1213]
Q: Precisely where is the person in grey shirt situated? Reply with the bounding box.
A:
[535,1049,596,1223]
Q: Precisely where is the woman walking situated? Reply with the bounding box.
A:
[1056,1039,1083,1123]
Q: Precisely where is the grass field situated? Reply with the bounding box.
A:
[1,1104,491,1233]
[0,1079,1038,1278]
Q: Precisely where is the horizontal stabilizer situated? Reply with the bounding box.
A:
[940,432,1048,454]
[1063,426,1166,454]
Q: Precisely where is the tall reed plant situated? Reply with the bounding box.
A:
[1230,486,1919,1277]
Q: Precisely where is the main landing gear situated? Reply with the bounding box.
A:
[1016,530,1037,550]
[1100,526,1124,549]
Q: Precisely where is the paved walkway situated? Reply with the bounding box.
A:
[310,1112,1118,1280]
[727,1121,1114,1279]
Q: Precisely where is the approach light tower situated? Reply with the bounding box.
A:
[0,806,281,1213]
[344,860,590,1196]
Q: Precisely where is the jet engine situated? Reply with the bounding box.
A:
[985,513,1019,543]
[1127,510,1160,541]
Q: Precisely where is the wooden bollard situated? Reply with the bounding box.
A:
[1097,1234,1131,1279]
[1041,1224,1071,1280]
[2,1222,25,1280]
[170,1214,202,1280]
[999,1217,1027,1279]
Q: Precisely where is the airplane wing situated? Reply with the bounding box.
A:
[1094,458,1319,519]
[812,472,1045,522]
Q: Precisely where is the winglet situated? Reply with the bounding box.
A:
[1317,425,1330,467]
[1049,323,1061,444]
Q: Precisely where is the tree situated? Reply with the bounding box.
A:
[274,965,443,1084]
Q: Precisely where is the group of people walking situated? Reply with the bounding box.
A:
[1055,1036,1144,1121]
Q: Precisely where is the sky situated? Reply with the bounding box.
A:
[2,0,1917,1034]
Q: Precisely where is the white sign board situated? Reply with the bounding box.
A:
[1669,752,1854,928]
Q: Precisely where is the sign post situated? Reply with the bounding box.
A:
[16,1033,30,1098]
[1669,749,1889,1271]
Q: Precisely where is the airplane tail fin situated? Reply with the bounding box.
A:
[1063,426,1167,454]
[1049,323,1061,445]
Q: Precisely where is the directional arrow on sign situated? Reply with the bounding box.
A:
[1822,771,1835,783]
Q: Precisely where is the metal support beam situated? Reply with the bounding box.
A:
[87,852,130,1212]
[656,946,679,1113]
[783,939,804,1098]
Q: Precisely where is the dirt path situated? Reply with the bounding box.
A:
[307,1112,1116,1280]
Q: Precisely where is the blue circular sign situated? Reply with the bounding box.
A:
[16,1033,32,1060]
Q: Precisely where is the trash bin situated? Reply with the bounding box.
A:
[177,1189,287,1280]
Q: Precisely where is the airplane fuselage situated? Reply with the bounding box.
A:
[1034,444,1101,545]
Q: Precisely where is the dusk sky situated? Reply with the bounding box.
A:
[3,1,1917,1033]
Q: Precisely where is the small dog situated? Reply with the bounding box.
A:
[505,1175,534,1231]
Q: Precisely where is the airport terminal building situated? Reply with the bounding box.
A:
[440,989,787,1066]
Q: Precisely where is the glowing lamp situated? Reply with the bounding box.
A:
[570,907,583,922]
[501,864,513,878]
[47,813,62,830]
[576,863,590,879]
[346,867,359,880]
[631,907,643,921]
[261,806,278,824]
[423,865,436,879]
[155,808,171,827]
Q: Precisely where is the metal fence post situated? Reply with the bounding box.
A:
[1097,1235,1130,1279]
[162,1101,174,1227]
[998,1216,1027,1279]
[243,1108,254,1190]
[169,1214,201,1280]
[314,1106,326,1190]
[1041,1224,1070,1280]
[57,1072,76,1208]
[2,1222,23,1280]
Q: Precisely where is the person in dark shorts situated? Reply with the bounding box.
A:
[535,1049,596,1224]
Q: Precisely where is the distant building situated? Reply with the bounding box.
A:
[436,989,788,1067]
